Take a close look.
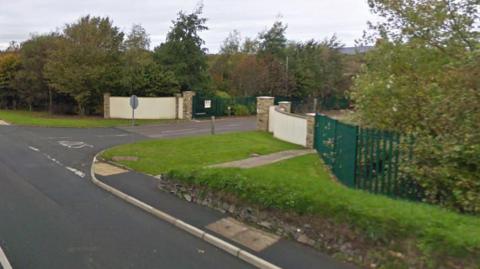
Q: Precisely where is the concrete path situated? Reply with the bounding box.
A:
[210,149,316,169]
[96,168,357,269]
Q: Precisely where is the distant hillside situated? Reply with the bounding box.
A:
[339,46,374,55]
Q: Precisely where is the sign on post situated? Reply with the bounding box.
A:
[130,95,139,126]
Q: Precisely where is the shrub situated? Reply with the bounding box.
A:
[351,1,480,213]
[214,90,231,99]
[232,104,250,116]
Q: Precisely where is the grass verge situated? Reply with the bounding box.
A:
[0,110,172,128]
[102,131,480,268]
[103,131,301,173]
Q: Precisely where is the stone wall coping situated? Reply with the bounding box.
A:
[273,106,314,120]
[257,96,275,100]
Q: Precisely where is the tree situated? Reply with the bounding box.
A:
[121,24,180,97]
[153,5,210,94]
[13,34,60,112]
[288,37,345,99]
[0,52,21,109]
[230,54,268,96]
[352,0,480,213]
[124,24,150,50]
[258,21,288,59]
[121,24,153,96]
[220,30,241,55]
[257,21,289,96]
[144,64,180,97]
[241,37,259,54]
[44,16,124,115]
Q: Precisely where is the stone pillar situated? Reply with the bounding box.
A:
[313,98,318,113]
[103,92,111,119]
[305,113,316,149]
[182,91,195,120]
[278,101,291,113]
[256,96,274,131]
[174,93,182,120]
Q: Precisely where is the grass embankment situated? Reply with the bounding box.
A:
[0,110,170,128]
[103,131,480,267]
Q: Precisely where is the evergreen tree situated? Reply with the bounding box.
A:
[153,5,210,94]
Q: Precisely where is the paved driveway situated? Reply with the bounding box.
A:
[119,117,256,138]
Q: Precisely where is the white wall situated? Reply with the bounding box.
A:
[109,97,183,119]
[269,106,308,147]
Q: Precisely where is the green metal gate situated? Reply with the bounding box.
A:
[192,95,256,118]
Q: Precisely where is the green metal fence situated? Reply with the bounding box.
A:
[193,96,256,118]
[314,114,424,201]
[275,96,350,113]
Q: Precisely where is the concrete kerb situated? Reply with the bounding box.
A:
[0,245,13,269]
[90,152,282,269]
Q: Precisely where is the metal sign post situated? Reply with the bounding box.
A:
[211,116,215,135]
[130,95,139,127]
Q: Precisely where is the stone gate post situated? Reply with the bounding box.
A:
[256,96,275,131]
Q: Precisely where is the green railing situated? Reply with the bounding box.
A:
[193,96,256,118]
[314,114,424,201]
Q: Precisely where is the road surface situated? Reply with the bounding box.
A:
[0,119,256,269]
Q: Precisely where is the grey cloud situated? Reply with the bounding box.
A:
[0,0,377,51]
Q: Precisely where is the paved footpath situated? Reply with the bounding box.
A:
[210,149,316,169]
[96,164,357,269]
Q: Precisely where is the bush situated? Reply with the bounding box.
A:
[232,104,250,116]
[214,90,231,99]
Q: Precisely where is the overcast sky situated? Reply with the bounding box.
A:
[0,0,378,52]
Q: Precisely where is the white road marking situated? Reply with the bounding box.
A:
[0,245,13,269]
[43,154,63,166]
[28,145,86,179]
[58,141,94,149]
[66,167,86,178]
[28,146,40,152]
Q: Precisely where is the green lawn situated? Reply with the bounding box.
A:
[102,131,480,266]
[102,131,302,173]
[0,110,171,128]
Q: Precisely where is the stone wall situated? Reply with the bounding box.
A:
[103,92,111,119]
[278,101,291,113]
[305,113,315,149]
[256,96,275,131]
[175,93,182,120]
[182,91,195,120]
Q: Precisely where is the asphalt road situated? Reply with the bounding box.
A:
[0,118,257,269]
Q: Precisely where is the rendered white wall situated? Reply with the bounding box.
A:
[109,97,182,119]
[269,106,308,147]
